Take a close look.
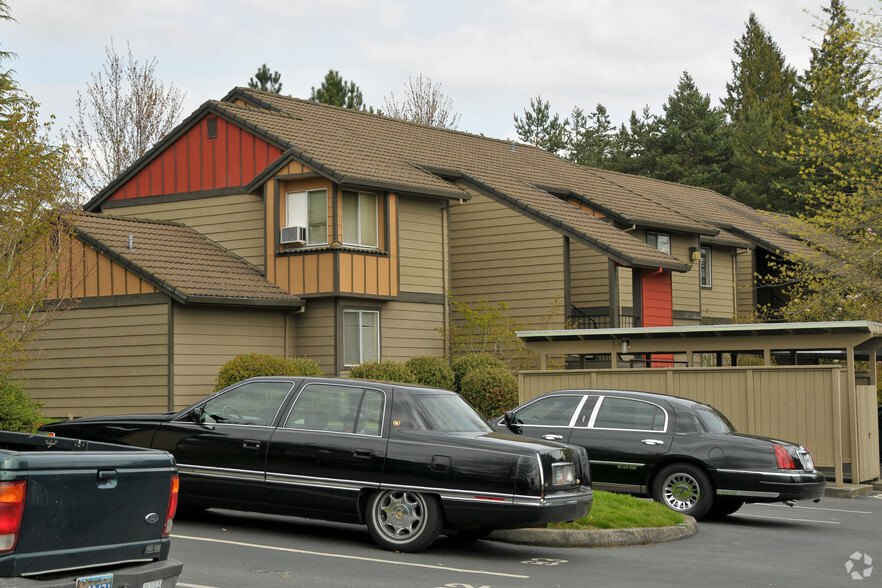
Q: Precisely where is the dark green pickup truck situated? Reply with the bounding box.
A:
[0,431,182,587]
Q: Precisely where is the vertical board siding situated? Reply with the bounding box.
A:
[21,303,169,417]
[109,193,266,268]
[448,190,565,327]
[173,306,289,409]
[518,366,856,474]
[293,298,336,375]
[105,116,282,203]
[398,196,445,294]
[380,301,446,361]
[53,239,159,299]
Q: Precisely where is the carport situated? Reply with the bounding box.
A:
[516,321,882,488]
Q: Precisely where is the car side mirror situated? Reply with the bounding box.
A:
[190,406,212,428]
[503,410,522,433]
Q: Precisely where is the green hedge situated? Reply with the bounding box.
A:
[348,360,415,383]
[451,353,508,390]
[458,366,518,420]
[214,354,323,391]
[0,377,44,433]
[405,355,455,389]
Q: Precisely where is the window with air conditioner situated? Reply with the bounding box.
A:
[285,189,328,246]
[342,190,378,248]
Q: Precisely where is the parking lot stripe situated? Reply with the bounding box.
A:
[756,503,871,514]
[173,534,531,579]
[732,513,840,524]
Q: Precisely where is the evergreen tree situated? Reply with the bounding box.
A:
[608,106,660,177]
[568,103,615,167]
[310,69,365,109]
[723,12,800,212]
[513,95,568,155]
[248,64,282,93]
[653,71,732,195]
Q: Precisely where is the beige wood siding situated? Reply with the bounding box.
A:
[381,301,446,361]
[294,298,336,375]
[701,247,736,320]
[448,191,565,327]
[569,242,610,308]
[618,266,633,312]
[735,248,756,318]
[172,305,292,409]
[668,235,700,320]
[21,302,170,418]
[107,193,265,267]
[398,196,445,295]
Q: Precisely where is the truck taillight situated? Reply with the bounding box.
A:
[774,444,796,469]
[0,481,26,553]
[163,475,179,537]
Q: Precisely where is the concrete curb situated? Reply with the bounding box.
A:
[488,516,698,548]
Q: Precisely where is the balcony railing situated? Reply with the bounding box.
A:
[568,307,635,329]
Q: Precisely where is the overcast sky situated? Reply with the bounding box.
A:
[3,0,880,143]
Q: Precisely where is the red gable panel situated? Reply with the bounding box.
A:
[105,115,283,202]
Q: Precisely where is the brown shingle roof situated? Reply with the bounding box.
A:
[73,213,303,308]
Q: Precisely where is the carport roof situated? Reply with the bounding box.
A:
[517,321,882,365]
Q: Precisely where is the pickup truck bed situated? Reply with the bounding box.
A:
[0,432,182,587]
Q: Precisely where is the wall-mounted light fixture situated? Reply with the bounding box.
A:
[621,339,630,354]
[689,247,701,262]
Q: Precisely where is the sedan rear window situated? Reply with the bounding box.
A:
[411,394,493,433]
[693,405,735,434]
[592,397,666,431]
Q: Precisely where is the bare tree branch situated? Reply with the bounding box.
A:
[383,74,461,129]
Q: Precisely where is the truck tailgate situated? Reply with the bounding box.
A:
[2,450,176,578]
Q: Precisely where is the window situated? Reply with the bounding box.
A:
[512,395,584,427]
[344,309,379,366]
[342,190,378,248]
[286,189,328,245]
[699,246,711,287]
[199,381,293,426]
[646,231,671,254]
[284,384,384,435]
[591,397,667,431]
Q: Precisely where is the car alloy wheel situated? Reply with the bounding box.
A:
[366,490,442,552]
[652,463,713,519]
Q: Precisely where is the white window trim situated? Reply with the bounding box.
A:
[699,246,712,288]
[646,231,671,255]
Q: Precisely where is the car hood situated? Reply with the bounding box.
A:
[41,413,175,447]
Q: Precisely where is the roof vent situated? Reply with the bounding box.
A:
[510,140,516,153]
[127,235,135,251]
[207,117,217,139]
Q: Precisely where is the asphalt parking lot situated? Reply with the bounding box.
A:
[169,492,882,588]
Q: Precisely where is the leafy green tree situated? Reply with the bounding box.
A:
[568,103,615,167]
[723,12,800,212]
[765,1,882,322]
[513,95,568,155]
[311,69,365,109]
[383,74,460,128]
[653,71,732,195]
[0,2,83,376]
[248,64,282,93]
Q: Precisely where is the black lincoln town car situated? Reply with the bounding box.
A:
[41,377,592,552]
[491,389,826,520]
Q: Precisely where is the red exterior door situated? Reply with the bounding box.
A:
[641,269,674,367]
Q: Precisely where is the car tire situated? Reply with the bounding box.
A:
[705,500,744,519]
[652,463,713,520]
[366,490,443,552]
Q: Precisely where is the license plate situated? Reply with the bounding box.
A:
[552,462,575,485]
[76,574,112,588]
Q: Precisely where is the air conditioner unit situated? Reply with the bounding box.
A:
[280,226,307,245]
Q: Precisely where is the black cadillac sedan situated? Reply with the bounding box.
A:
[41,377,592,552]
[491,389,825,520]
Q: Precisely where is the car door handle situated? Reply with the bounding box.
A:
[641,439,665,446]
[353,449,373,458]
[543,434,564,441]
[243,440,261,450]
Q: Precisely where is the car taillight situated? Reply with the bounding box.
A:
[0,481,26,553]
[162,474,179,537]
[774,444,796,469]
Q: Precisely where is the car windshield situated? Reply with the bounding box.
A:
[694,404,736,434]
[411,393,493,433]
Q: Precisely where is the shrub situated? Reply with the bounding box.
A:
[0,377,44,432]
[459,366,519,420]
[214,353,323,391]
[450,352,508,390]
[405,355,455,390]
[348,360,415,383]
